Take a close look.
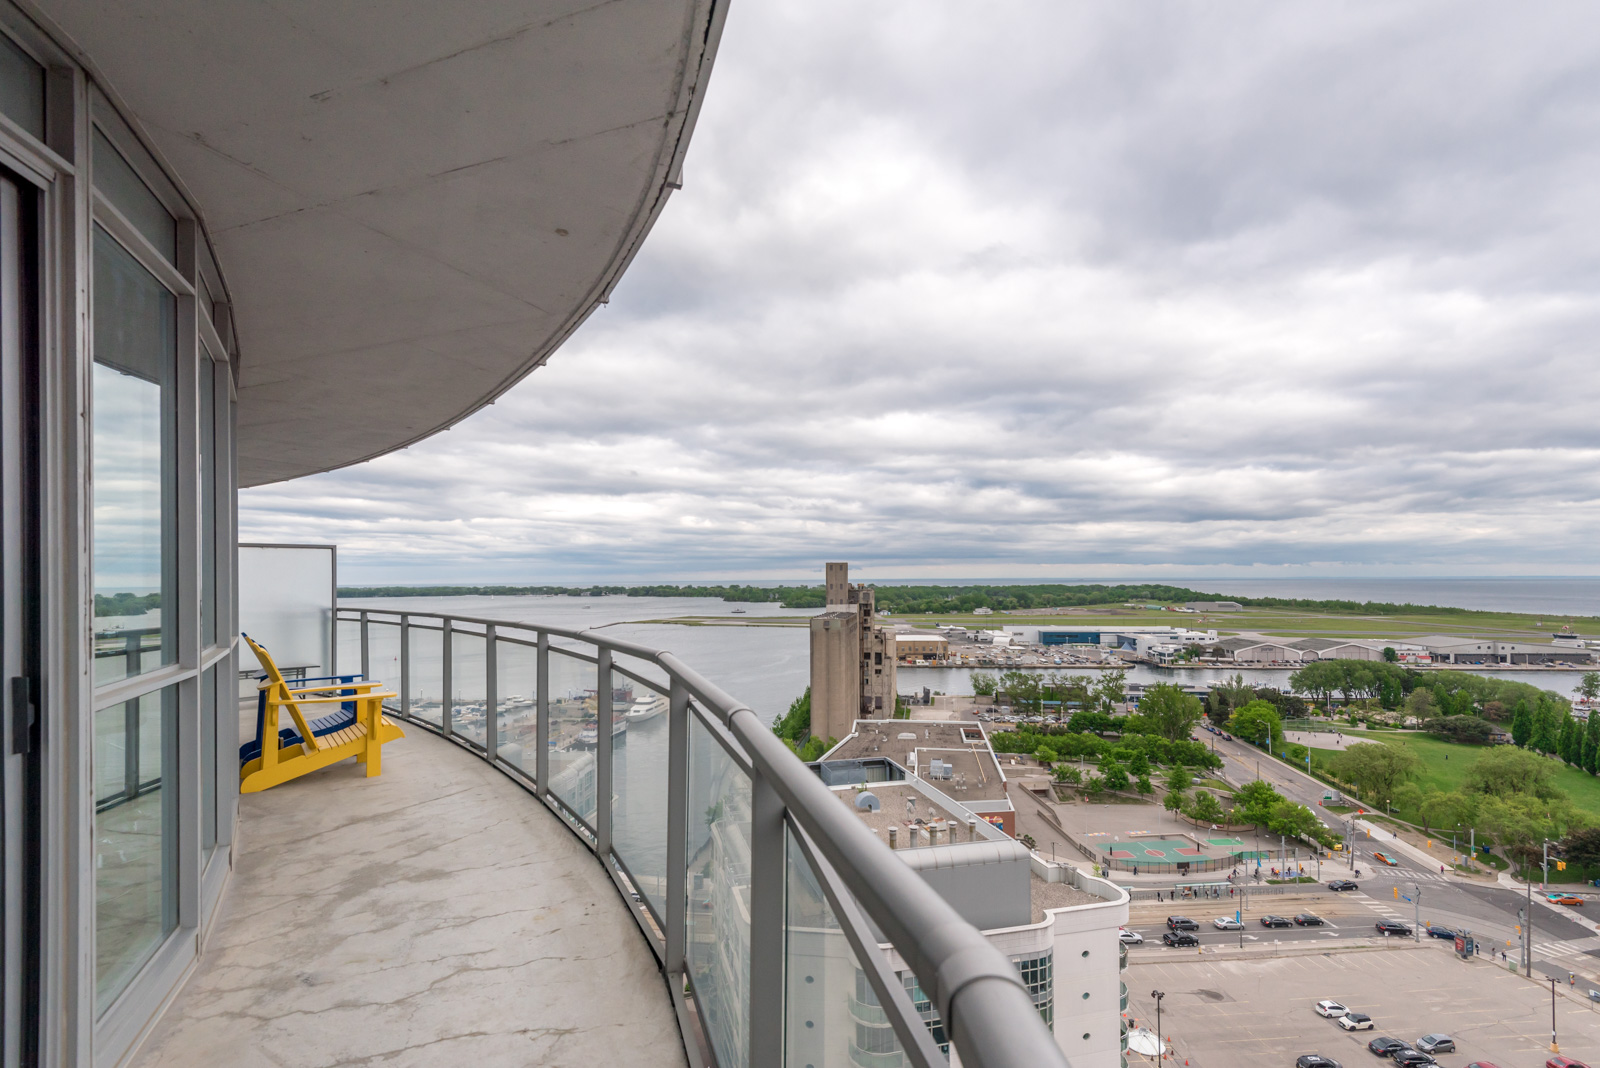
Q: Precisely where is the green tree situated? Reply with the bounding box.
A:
[1267,800,1322,842]
[1000,670,1043,715]
[1327,742,1421,803]
[1093,670,1127,714]
[1140,683,1205,741]
[1164,766,1193,794]
[1581,672,1600,702]
[1101,763,1130,791]
[1382,646,1398,662]
[1417,789,1477,834]
[1391,782,1424,814]
[773,687,811,745]
[1227,700,1284,750]
[1208,674,1256,719]
[1034,746,1058,765]
[1477,794,1592,870]
[1163,788,1186,815]
[1511,700,1533,748]
[1288,660,1343,707]
[1085,775,1106,799]
[1562,718,1582,766]
[970,672,998,697]
[1586,712,1600,775]
[1235,779,1284,825]
[1562,826,1600,867]
[1463,745,1566,800]
[1186,790,1224,824]
[1128,751,1151,777]
[1136,774,1154,796]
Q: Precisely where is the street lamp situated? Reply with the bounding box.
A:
[1151,990,1166,1060]
[1549,976,1559,1053]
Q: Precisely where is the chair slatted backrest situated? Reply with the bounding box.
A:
[242,633,318,747]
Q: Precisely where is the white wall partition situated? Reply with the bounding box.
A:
[237,544,335,682]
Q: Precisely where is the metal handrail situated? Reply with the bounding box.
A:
[338,607,1070,1068]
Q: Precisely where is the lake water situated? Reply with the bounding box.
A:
[338,586,1597,720]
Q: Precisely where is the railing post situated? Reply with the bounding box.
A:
[359,611,369,680]
[485,623,498,759]
[595,647,613,853]
[442,617,454,737]
[665,677,689,977]
[747,772,786,1068]
[536,632,549,797]
[400,614,411,719]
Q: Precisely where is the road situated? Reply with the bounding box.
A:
[1200,728,1600,979]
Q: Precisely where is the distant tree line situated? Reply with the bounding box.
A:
[94,592,161,618]
[335,581,1539,617]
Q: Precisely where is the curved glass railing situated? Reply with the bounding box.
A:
[1120,981,1129,1012]
[337,609,1069,1068]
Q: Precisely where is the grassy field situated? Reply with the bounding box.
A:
[896,603,1600,641]
[1308,729,1600,827]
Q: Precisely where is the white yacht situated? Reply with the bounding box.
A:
[626,693,669,723]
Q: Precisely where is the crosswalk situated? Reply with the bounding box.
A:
[1532,937,1600,964]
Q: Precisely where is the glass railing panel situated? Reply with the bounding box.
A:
[407,622,443,728]
[336,615,362,678]
[547,649,598,825]
[786,827,903,1068]
[450,626,487,748]
[687,710,751,1068]
[493,633,538,776]
[611,657,669,918]
[366,619,402,709]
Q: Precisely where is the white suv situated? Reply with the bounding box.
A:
[1118,929,1144,945]
[1314,1000,1347,1019]
[1213,917,1243,930]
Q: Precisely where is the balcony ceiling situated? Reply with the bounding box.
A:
[35,0,724,486]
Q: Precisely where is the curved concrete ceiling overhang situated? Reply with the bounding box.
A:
[30,0,726,486]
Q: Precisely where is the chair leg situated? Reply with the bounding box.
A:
[362,697,382,777]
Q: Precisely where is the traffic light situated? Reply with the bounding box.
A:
[1558,860,1567,871]
[1394,887,1399,899]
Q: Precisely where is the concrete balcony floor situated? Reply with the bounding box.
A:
[131,726,687,1068]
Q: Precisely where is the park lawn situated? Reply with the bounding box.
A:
[1308,730,1600,826]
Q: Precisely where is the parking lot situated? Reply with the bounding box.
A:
[1125,942,1600,1067]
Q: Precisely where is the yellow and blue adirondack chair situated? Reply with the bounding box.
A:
[238,633,404,793]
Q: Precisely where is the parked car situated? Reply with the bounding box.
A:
[1167,916,1200,931]
[1294,913,1325,926]
[1373,851,1400,866]
[1296,1056,1343,1068]
[1329,879,1359,891]
[1367,1036,1408,1056]
[1337,1013,1375,1032]
[1375,920,1412,936]
[1546,1058,1593,1068]
[1261,915,1293,928]
[1424,924,1458,940]
[1416,1035,1455,1054]
[1464,1063,1504,1068]
[1162,931,1200,947]
[1118,928,1144,945]
[1214,916,1243,930]
[1393,1050,1436,1067]
[1314,1000,1348,1018]
[1546,893,1584,906]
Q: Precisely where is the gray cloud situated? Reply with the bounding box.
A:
[242,2,1600,581]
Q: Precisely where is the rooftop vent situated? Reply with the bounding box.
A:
[855,791,881,812]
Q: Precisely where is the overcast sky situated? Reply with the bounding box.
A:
[241,2,1600,584]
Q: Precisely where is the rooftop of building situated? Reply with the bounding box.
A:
[829,720,1010,803]
[1028,876,1100,922]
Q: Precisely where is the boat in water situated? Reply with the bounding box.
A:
[577,717,627,748]
[625,692,668,723]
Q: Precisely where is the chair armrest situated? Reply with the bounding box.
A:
[286,691,397,705]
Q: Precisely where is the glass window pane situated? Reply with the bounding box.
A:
[0,33,43,141]
[547,649,597,825]
[201,665,217,854]
[450,627,486,748]
[612,663,668,918]
[494,636,538,777]
[686,712,751,1067]
[199,360,216,647]
[92,225,176,684]
[95,684,178,1014]
[93,128,176,263]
